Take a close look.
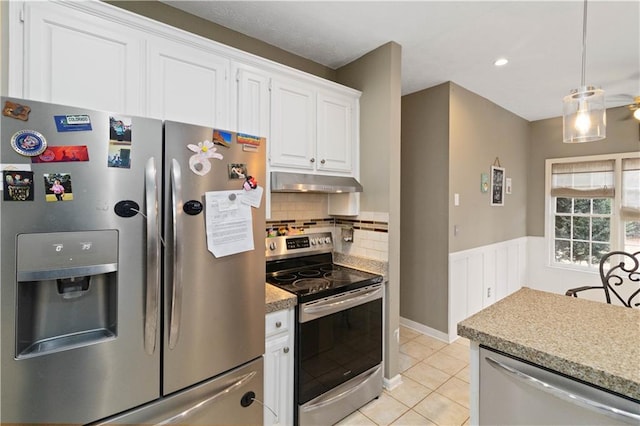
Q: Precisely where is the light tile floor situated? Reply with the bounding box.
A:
[335,326,470,426]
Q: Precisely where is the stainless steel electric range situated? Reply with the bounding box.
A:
[265,232,384,426]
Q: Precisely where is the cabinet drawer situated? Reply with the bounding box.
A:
[265,309,290,337]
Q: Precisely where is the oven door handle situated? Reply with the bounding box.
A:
[303,287,382,316]
[301,365,382,412]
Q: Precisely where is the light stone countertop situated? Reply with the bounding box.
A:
[457,287,640,401]
[265,283,296,314]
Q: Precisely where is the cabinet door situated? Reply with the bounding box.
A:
[147,39,229,127]
[22,1,143,113]
[232,65,270,137]
[264,333,293,426]
[270,79,316,170]
[317,91,356,174]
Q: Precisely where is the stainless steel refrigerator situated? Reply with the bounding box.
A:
[0,97,266,424]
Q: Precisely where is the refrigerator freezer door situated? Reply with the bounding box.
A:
[97,356,264,425]
[0,98,162,423]
[162,121,266,395]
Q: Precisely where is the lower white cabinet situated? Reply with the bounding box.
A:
[264,308,294,426]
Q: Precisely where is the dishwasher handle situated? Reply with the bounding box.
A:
[485,356,640,424]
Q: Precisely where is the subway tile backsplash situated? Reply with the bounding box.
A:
[267,193,389,262]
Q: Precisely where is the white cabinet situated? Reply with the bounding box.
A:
[264,308,294,426]
[316,90,357,174]
[269,79,317,170]
[18,1,144,114]
[270,78,359,176]
[232,64,270,137]
[147,38,230,127]
[9,0,361,185]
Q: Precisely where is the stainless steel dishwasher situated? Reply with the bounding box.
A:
[479,346,640,425]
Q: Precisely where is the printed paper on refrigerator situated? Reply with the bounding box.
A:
[204,190,254,257]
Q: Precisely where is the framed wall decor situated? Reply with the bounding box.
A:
[490,165,505,206]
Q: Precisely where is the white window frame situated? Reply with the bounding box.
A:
[545,151,639,272]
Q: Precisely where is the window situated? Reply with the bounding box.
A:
[546,153,640,270]
[622,158,640,253]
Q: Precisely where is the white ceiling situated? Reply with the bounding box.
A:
[162,1,640,121]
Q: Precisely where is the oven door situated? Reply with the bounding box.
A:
[297,284,383,407]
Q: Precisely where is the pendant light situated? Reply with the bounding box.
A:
[562,0,606,143]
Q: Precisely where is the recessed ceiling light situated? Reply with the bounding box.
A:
[494,58,509,67]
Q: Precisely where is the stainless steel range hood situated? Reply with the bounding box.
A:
[271,171,363,193]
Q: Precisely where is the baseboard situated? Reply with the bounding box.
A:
[383,373,403,391]
[399,316,453,343]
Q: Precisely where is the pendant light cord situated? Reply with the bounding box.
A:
[581,0,588,87]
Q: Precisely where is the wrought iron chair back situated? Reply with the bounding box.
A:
[565,251,640,308]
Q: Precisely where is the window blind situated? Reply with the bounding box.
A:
[551,160,615,198]
[621,157,640,221]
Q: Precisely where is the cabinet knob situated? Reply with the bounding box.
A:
[283,347,289,353]
[320,159,326,165]
[310,158,315,163]
[275,321,282,328]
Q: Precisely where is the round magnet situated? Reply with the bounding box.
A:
[10,130,47,157]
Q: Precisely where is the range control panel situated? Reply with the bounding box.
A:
[265,232,333,260]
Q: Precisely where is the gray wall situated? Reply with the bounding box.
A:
[528,107,640,236]
[400,83,450,332]
[400,82,530,334]
[449,83,529,252]
[336,42,402,380]
[106,1,336,81]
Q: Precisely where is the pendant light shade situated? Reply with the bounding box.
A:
[562,86,606,143]
[562,0,606,143]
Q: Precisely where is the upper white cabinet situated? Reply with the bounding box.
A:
[269,79,316,170]
[231,64,270,138]
[8,0,361,181]
[317,90,357,174]
[269,78,359,176]
[147,38,230,127]
[18,1,144,114]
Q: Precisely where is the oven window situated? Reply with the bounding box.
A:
[297,298,382,404]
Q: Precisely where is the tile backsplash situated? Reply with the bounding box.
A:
[267,193,389,262]
[269,193,328,221]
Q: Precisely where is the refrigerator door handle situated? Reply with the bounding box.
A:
[156,370,258,425]
[144,157,161,355]
[169,159,183,349]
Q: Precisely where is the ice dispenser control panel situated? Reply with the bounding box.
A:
[17,230,118,281]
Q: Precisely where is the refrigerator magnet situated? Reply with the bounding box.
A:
[187,140,223,176]
[32,145,90,163]
[243,176,257,191]
[43,173,73,202]
[10,130,47,157]
[3,170,34,201]
[228,163,247,179]
[2,101,31,121]
[54,114,92,132]
[237,133,263,147]
[212,129,234,148]
[109,115,132,142]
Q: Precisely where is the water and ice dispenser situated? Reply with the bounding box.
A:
[15,230,118,358]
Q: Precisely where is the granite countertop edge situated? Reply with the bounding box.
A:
[265,283,297,314]
[457,325,638,400]
[457,287,640,401]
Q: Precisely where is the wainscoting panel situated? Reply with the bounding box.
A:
[448,237,528,342]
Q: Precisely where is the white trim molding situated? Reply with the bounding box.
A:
[383,374,403,391]
[400,317,452,343]
[448,237,527,342]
